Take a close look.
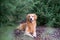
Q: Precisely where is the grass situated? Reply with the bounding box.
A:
[0,25,17,40]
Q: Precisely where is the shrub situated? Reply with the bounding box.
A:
[0,0,60,27]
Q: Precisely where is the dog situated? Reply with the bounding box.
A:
[16,13,37,38]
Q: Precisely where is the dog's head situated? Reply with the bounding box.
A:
[26,13,37,23]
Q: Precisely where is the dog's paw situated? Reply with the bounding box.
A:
[33,32,36,37]
[24,33,34,38]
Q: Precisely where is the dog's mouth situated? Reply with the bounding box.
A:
[30,20,32,23]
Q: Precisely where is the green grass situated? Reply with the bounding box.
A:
[0,25,17,40]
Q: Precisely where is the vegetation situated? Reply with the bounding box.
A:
[0,0,60,27]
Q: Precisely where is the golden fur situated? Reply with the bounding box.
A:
[17,13,37,37]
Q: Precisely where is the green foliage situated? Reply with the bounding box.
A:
[0,0,60,27]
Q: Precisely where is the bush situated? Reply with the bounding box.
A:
[0,0,60,27]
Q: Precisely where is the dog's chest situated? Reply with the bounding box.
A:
[26,22,36,32]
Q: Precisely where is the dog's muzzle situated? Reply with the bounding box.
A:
[30,18,33,23]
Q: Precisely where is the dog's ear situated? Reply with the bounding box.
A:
[26,14,30,20]
[34,14,37,20]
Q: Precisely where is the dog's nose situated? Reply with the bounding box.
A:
[30,18,32,21]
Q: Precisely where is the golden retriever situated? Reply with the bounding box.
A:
[16,13,37,37]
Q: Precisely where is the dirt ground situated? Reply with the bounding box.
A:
[35,26,60,40]
[14,26,60,40]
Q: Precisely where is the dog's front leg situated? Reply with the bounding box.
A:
[33,27,36,37]
[24,27,33,37]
